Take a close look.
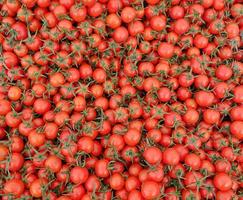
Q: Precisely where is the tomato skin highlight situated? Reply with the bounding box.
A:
[70,166,89,184]
[4,179,25,197]
[158,42,174,59]
[143,147,162,165]
[163,148,180,166]
[141,180,160,199]
[230,121,243,140]
[12,22,28,40]
[213,173,233,191]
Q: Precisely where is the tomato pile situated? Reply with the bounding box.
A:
[0,0,243,199]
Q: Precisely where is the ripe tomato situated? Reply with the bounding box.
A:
[30,178,48,198]
[4,179,25,197]
[0,0,241,199]
[70,166,89,184]
[158,42,174,59]
[163,148,180,166]
[141,180,160,199]
[110,173,125,190]
[230,121,243,139]
[143,147,162,165]
[124,128,141,146]
[213,173,233,191]
[44,155,62,173]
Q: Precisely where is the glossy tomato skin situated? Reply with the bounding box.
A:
[12,22,28,40]
[0,0,242,199]
[44,155,62,173]
[29,178,48,198]
[143,147,162,165]
[4,179,25,197]
[0,99,11,115]
[141,180,160,199]
[213,173,233,191]
[163,148,180,166]
[230,121,243,139]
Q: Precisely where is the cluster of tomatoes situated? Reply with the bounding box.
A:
[0,0,243,199]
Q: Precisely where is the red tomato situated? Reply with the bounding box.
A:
[213,173,233,191]
[4,179,25,197]
[141,180,160,199]
[70,166,89,184]
[143,147,162,165]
